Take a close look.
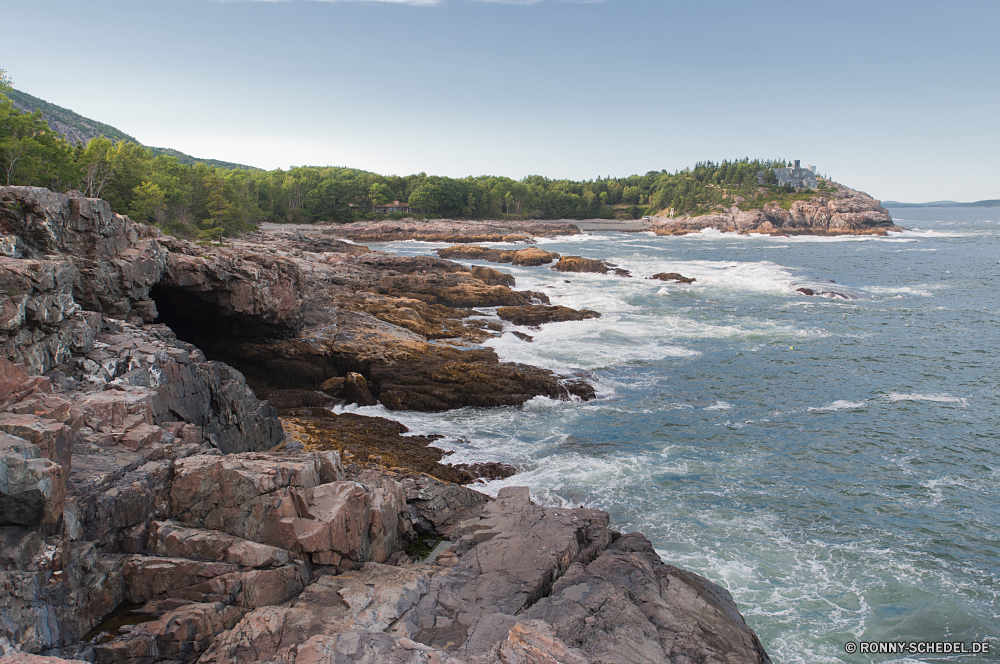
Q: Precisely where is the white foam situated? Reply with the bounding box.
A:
[863,285,938,298]
[808,400,866,412]
[534,233,600,244]
[888,393,968,406]
[705,401,733,411]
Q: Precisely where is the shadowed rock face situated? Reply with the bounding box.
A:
[651,183,900,236]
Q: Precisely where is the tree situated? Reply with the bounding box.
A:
[79,138,115,198]
[369,182,392,208]
[408,187,437,214]
[128,181,165,224]
[202,172,230,229]
[0,98,69,187]
[101,141,152,212]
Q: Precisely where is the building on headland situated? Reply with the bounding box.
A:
[757,160,818,189]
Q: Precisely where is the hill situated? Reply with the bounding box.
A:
[5,88,257,170]
[5,88,137,145]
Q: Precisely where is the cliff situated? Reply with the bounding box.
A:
[651,183,902,236]
[0,186,772,664]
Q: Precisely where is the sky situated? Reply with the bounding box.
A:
[2,0,997,202]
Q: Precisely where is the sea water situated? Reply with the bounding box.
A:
[351,207,1000,663]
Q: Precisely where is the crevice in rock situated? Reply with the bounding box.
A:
[149,284,341,392]
[150,284,278,345]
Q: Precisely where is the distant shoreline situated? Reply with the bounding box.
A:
[883,200,1000,208]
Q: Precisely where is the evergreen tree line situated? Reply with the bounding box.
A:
[2,74,803,238]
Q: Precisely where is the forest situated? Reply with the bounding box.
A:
[1,72,824,239]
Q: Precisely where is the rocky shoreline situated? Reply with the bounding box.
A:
[1,186,772,664]
[650,182,902,236]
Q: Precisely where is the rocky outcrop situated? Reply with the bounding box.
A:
[651,183,901,236]
[0,187,166,321]
[281,410,515,485]
[552,256,631,277]
[496,305,601,327]
[195,486,771,664]
[1,187,597,415]
[436,245,560,267]
[150,222,592,411]
[0,188,770,664]
[1,383,770,664]
[649,272,696,284]
[0,434,65,526]
[318,219,580,244]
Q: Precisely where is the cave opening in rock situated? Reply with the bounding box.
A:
[150,284,339,393]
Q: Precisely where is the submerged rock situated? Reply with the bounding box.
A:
[796,287,851,299]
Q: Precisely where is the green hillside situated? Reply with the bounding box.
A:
[6,88,255,171]
[6,88,137,144]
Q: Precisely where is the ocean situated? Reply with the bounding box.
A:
[349,207,1000,663]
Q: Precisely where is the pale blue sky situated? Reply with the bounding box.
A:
[2,0,997,201]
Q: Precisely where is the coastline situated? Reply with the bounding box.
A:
[0,186,772,664]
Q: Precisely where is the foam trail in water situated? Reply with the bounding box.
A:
[888,393,968,406]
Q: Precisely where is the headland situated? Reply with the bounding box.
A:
[0,186,772,664]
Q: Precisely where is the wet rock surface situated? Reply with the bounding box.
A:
[649,272,696,284]
[651,183,901,236]
[280,409,515,485]
[552,256,632,277]
[435,245,560,267]
[496,305,601,328]
[795,287,851,299]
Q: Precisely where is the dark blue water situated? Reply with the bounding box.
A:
[360,207,1000,663]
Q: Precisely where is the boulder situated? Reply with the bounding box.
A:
[552,256,631,277]
[436,245,560,267]
[342,372,376,407]
[169,453,409,569]
[0,414,72,474]
[0,433,65,525]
